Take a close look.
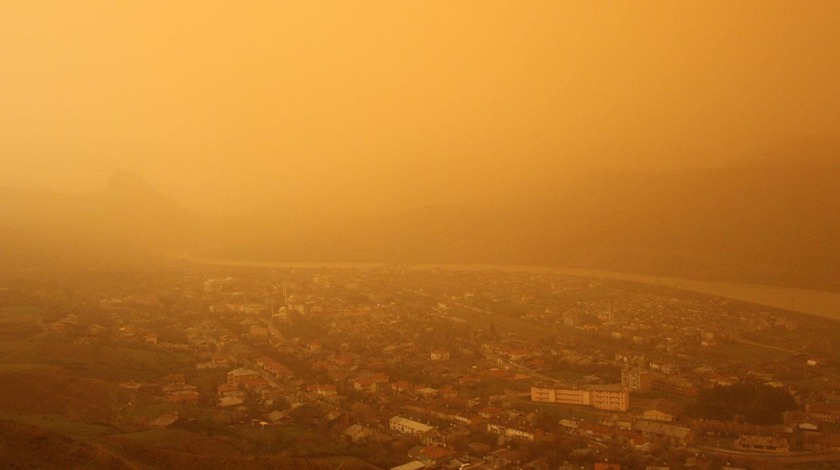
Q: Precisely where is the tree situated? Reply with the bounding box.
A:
[242,388,262,417]
[687,382,796,425]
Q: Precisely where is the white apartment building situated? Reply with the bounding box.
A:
[389,416,434,436]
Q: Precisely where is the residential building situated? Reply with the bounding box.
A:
[634,420,693,446]
[487,423,540,441]
[531,384,630,411]
[390,416,434,437]
[307,384,337,397]
[734,435,790,453]
[621,367,652,393]
[227,368,260,385]
[430,349,450,361]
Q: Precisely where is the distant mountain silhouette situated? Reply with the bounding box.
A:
[207,161,840,291]
[2,163,839,291]
[0,170,211,265]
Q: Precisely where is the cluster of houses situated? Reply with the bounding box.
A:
[30,264,840,469]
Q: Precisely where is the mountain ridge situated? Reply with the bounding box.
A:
[2,163,840,291]
[205,161,840,291]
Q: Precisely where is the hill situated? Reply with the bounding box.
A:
[0,170,213,265]
[207,161,840,291]
[0,420,134,469]
[2,162,840,291]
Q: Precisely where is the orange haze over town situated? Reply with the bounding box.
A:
[2,1,838,216]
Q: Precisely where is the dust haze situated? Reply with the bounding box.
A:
[6,3,840,469]
[2,1,838,216]
[3,1,840,289]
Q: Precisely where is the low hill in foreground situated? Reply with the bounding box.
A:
[0,420,380,470]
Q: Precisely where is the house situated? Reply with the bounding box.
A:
[218,396,245,407]
[642,399,680,422]
[559,419,578,430]
[148,414,178,429]
[343,424,375,444]
[798,422,819,432]
[594,464,621,470]
[307,384,338,397]
[256,356,293,379]
[415,387,437,398]
[478,406,506,420]
[709,374,738,387]
[161,381,199,404]
[217,383,240,396]
[390,461,426,470]
[352,376,377,393]
[266,410,289,424]
[165,389,200,404]
[212,355,232,367]
[807,403,840,423]
[634,420,693,446]
[390,416,434,437]
[734,434,790,453]
[430,349,450,361]
[643,408,676,422]
[392,380,414,393]
[486,423,541,442]
[408,445,457,467]
[578,422,621,442]
[446,413,479,425]
[227,368,260,385]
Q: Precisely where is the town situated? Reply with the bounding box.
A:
[2,261,840,470]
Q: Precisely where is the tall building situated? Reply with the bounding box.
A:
[390,416,434,436]
[621,367,652,393]
[531,384,630,411]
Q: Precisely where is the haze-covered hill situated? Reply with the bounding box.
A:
[0,170,214,265]
[2,163,839,291]
[208,161,840,291]
[562,161,840,288]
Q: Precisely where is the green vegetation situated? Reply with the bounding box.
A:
[687,382,796,425]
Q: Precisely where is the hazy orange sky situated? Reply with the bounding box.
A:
[1,1,838,215]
